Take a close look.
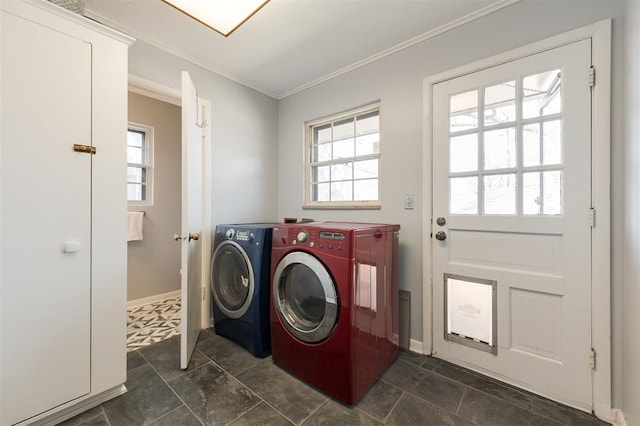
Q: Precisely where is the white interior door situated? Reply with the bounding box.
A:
[432,40,593,410]
[180,71,203,369]
[1,12,91,424]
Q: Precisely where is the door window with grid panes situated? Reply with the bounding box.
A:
[127,123,153,205]
[305,104,380,208]
[448,70,563,216]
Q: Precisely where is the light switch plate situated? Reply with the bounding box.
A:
[404,194,414,210]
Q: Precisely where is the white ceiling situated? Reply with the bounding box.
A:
[83,0,516,99]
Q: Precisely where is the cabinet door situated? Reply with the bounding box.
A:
[1,11,92,425]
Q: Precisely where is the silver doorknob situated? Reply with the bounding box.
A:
[435,231,447,241]
[436,217,446,226]
[173,233,182,241]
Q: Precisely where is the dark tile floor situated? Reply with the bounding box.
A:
[60,329,609,426]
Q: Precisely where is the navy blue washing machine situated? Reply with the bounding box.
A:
[210,223,275,358]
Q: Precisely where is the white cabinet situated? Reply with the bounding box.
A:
[0,1,133,424]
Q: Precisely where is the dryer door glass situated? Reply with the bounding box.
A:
[273,251,338,343]
[283,264,325,327]
[211,241,254,319]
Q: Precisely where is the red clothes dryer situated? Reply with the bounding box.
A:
[270,222,400,405]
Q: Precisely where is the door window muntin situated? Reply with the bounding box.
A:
[447,69,564,217]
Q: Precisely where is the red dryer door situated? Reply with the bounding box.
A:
[272,251,338,343]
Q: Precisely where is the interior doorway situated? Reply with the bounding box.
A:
[126,91,183,351]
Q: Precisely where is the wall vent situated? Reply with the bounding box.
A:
[399,290,411,350]
[47,0,84,15]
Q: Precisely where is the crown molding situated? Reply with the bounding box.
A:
[85,0,520,100]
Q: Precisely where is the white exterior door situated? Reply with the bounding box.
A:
[432,39,593,410]
[1,12,91,424]
[180,72,203,369]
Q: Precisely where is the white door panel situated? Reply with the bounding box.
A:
[1,12,91,424]
[432,39,592,410]
[180,72,203,369]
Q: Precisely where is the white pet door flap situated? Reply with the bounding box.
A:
[444,273,497,354]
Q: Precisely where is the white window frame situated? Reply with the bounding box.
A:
[127,122,154,206]
[304,103,381,209]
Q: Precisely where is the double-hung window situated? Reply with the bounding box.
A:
[305,104,380,209]
[127,123,153,205]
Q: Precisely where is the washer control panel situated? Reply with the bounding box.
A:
[236,230,251,241]
[221,228,256,245]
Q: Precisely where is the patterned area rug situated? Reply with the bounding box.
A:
[126,295,181,352]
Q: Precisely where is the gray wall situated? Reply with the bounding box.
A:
[278,0,628,413]
[622,1,639,424]
[127,92,181,301]
[128,41,280,228]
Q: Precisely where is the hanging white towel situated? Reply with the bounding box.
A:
[127,212,144,241]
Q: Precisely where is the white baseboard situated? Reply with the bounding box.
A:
[127,289,181,308]
[26,384,127,426]
[613,408,628,426]
[390,332,400,346]
[409,338,424,354]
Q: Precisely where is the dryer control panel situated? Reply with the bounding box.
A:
[274,226,348,255]
[319,231,346,240]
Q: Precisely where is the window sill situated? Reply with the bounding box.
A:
[303,203,381,210]
[128,201,153,207]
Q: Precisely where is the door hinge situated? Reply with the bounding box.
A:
[589,66,596,88]
[589,208,596,227]
[590,348,597,369]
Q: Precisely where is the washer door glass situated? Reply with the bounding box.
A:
[273,252,338,343]
[211,241,254,319]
